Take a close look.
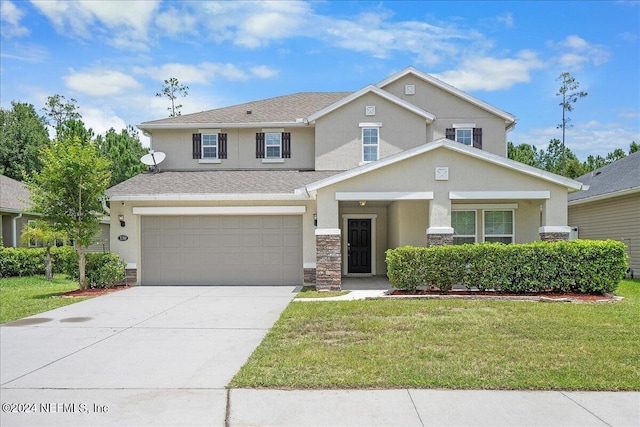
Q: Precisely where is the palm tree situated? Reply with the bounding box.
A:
[21,220,67,281]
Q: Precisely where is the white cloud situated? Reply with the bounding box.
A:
[496,12,514,29]
[64,69,141,97]
[0,42,47,63]
[250,65,279,79]
[80,105,127,137]
[433,50,545,91]
[155,5,198,37]
[30,0,160,50]
[1,0,29,38]
[550,35,610,71]
[134,62,277,84]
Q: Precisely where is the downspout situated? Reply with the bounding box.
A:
[12,213,23,247]
[101,198,111,215]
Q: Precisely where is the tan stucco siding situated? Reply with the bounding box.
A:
[569,193,640,273]
[315,92,428,170]
[387,200,429,247]
[149,127,315,171]
[381,75,510,156]
[109,199,317,284]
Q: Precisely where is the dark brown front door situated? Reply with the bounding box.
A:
[348,219,372,274]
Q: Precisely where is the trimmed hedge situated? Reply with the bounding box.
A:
[386,240,628,294]
[0,246,76,278]
[0,247,125,289]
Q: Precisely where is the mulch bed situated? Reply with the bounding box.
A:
[386,289,619,303]
[59,285,130,298]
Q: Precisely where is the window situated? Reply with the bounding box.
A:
[483,210,514,244]
[265,132,281,159]
[202,134,217,159]
[456,128,472,146]
[362,128,379,162]
[452,211,476,245]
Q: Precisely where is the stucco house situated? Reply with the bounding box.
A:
[568,152,640,276]
[107,67,586,289]
[0,174,110,251]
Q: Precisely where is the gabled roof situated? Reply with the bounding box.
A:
[376,67,517,128]
[307,85,435,123]
[106,170,342,201]
[568,151,640,204]
[138,92,351,130]
[0,174,32,213]
[304,138,584,193]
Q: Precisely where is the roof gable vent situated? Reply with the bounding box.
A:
[246,110,252,115]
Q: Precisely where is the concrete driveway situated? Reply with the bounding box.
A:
[0,285,297,426]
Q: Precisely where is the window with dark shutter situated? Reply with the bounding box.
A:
[472,128,482,149]
[218,133,227,159]
[282,132,291,158]
[192,133,202,159]
[256,132,265,158]
[445,128,455,141]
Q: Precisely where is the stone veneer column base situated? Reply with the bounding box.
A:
[303,268,317,284]
[539,226,571,242]
[426,227,454,247]
[315,229,342,291]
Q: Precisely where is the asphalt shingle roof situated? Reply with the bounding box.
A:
[140,92,353,126]
[106,170,343,197]
[0,175,32,211]
[569,151,640,202]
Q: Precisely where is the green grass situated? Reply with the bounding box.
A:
[0,275,90,324]
[230,279,640,391]
[295,286,350,299]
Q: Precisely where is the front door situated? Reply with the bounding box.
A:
[348,219,372,274]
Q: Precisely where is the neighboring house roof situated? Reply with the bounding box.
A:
[307,85,435,123]
[568,151,640,204]
[0,174,32,213]
[376,67,518,128]
[138,92,352,130]
[304,138,585,193]
[107,170,343,201]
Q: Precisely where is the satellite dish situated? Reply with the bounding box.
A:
[140,150,166,173]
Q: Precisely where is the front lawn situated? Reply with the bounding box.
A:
[230,279,640,390]
[0,275,89,323]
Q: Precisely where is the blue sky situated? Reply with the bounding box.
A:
[1,1,638,160]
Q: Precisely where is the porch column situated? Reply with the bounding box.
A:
[540,199,570,241]
[315,228,342,291]
[426,192,453,246]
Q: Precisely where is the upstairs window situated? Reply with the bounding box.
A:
[256,132,291,159]
[456,129,472,146]
[362,127,379,162]
[202,134,217,159]
[446,126,482,149]
[265,132,281,159]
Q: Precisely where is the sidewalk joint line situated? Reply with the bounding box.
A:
[560,391,612,427]
[407,389,425,427]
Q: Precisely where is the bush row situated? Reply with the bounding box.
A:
[0,247,126,288]
[386,240,628,294]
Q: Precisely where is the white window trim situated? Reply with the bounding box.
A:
[201,133,218,160]
[451,210,477,244]
[361,126,380,163]
[261,158,285,164]
[482,209,515,243]
[341,214,377,276]
[455,128,472,146]
[265,132,282,159]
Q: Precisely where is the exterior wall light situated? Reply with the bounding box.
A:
[118,214,125,227]
[359,201,367,207]
[313,213,317,226]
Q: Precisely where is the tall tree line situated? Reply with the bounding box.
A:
[0,95,147,186]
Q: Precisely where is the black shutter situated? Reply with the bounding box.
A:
[282,132,291,158]
[445,128,455,141]
[218,133,227,159]
[256,132,265,158]
[192,133,202,159]
[473,128,482,149]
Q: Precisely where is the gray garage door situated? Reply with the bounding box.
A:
[141,215,303,285]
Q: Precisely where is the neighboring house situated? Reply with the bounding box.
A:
[568,152,640,275]
[107,66,586,289]
[0,174,110,251]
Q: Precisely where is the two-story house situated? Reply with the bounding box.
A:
[107,67,586,289]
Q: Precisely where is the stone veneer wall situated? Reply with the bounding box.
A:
[316,233,342,291]
[304,268,316,284]
[539,232,570,242]
[426,233,454,247]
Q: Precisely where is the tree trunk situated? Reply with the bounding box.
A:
[78,246,87,290]
[45,246,53,281]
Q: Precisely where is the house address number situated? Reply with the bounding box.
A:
[118,235,128,241]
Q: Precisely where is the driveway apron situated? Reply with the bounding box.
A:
[0,285,297,427]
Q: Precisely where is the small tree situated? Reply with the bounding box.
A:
[95,126,148,186]
[556,72,587,175]
[42,94,81,132]
[21,220,67,281]
[27,137,111,289]
[156,77,188,117]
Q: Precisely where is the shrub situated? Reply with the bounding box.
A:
[63,252,126,288]
[0,246,79,278]
[386,240,628,294]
